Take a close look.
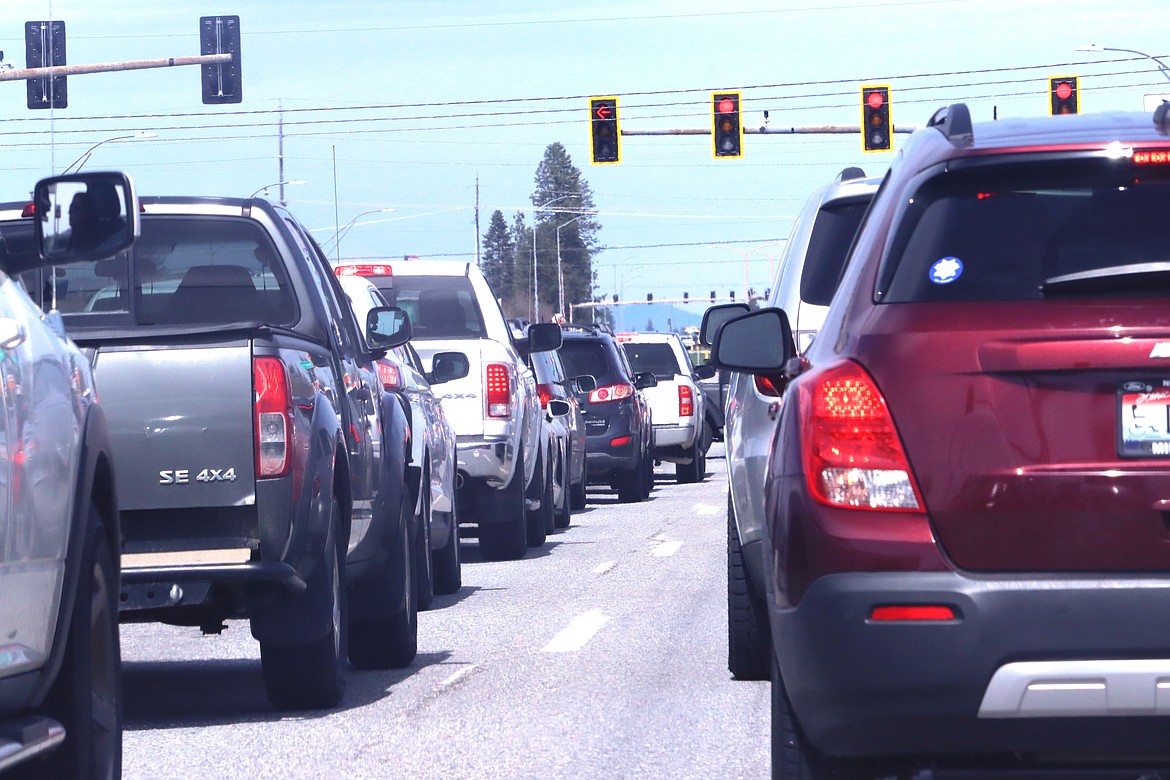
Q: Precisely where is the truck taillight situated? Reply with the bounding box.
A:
[376,360,404,390]
[254,357,291,477]
[799,360,923,512]
[486,363,510,418]
[678,384,694,417]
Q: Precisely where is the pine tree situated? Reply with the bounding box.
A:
[480,210,514,300]
[530,142,600,321]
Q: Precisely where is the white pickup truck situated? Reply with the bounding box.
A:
[334,260,561,561]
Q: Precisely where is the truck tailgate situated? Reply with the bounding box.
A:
[93,342,257,510]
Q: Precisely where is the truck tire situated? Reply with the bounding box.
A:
[554,452,572,530]
[350,494,418,669]
[676,437,706,484]
[431,506,462,596]
[39,501,121,780]
[413,465,435,612]
[525,449,551,547]
[570,477,587,510]
[479,449,528,561]
[728,494,770,681]
[260,495,347,710]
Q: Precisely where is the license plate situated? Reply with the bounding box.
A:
[1119,380,1170,457]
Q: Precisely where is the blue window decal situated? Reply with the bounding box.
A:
[929,256,964,285]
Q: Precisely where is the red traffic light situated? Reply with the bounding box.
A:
[866,91,885,110]
[717,98,736,114]
[1055,81,1073,100]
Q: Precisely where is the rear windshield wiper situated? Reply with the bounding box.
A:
[1040,261,1170,296]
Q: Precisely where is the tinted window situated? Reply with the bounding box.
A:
[27,217,297,327]
[799,199,870,306]
[622,342,681,378]
[382,275,484,339]
[879,156,1170,303]
[559,340,613,381]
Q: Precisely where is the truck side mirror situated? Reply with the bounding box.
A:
[528,322,563,353]
[34,172,139,268]
[367,306,413,349]
[430,351,470,385]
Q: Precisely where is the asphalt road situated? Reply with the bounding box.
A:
[120,443,771,779]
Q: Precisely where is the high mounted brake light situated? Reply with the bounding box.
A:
[20,203,36,218]
[799,360,924,512]
[335,263,394,277]
[1133,149,1170,166]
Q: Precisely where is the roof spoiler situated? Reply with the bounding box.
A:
[834,167,867,183]
[926,103,974,147]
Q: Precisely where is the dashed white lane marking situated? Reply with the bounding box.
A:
[542,609,610,653]
[593,560,617,575]
[439,664,477,687]
[652,540,684,557]
[694,502,721,516]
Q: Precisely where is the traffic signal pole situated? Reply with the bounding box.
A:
[0,53,233,83]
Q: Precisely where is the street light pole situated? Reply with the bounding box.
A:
[531,193,573,322]
[250,179,305,199]
[556,214,586,320]
[1076,44,1170,83]
[329,207,395,264]
[60,131,156,174]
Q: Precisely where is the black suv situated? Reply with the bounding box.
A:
[558,324,656,503]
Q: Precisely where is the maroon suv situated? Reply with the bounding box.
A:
[714,104,1170,776]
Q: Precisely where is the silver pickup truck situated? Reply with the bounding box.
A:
[333,260,561,561]
[5,195,424,712]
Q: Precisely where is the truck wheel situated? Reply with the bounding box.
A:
[350,493,418,669]
[570,476,587,510]
[615,455,645,504]
[554,452,572,530]
[642,445,655,498]
[676,437,706,484]
[479,449,527,561]
[261,496,347,710]
[413,465,435,612]
[40,501,121,780]
[431,506,462,596]
[525,449,550,547]
[728,493,770,681]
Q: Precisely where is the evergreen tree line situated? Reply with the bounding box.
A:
[480,142,605,324]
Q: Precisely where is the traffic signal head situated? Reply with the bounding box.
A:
[590,97,620,165]
[1049,76,1079,115]
[200,16,242,105]
[712,91,743,158]
[861,85,892,152]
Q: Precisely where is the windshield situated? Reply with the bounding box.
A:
[621,342,681,378]
[878,155,1170,303]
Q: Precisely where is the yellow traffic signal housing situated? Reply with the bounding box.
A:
[712,91,743,158]
[861,85,892,152]
[1049,76,1079,115]
[590,96,620,165]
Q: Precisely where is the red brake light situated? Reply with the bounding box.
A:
[537,383,553,409]
[754,374,783,397]
[678,384,694,417]
[20,203,36,218]
[335,263,394,277]
[799,360,923,511]
[870,605,956,622]
[254,357,291,478]
[486,363,510,418]
[1134,149,1170,166]
[376,360,403,390]
[610,435,631,447]
[589,383,634,404]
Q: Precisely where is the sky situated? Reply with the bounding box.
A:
[3,1,1169,323]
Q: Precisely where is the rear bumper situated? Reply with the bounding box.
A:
[120,558,306,612]
[652,422,697,455]
[778,570,1170,759]
[456,434,515,487]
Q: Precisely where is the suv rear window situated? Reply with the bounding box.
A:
[878,155,1170,303]
[560,340,615,381]
[622,342,681,379]
[800,199,871,306]
[376,275,485,339]
[22,216,297,326]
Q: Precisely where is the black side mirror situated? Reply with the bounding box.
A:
[694,364,717,381]
[430,351,470,385]
[700,303,750,347]
[367,306,413,349]
[634,371,658,389]
[574,374,597,393]
[35,172,139,266]
[547,399,571,418]
[528,322,563,353]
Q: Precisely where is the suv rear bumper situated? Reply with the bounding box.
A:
[778,570,1170,759]
[652,422,696,451]
[456,434,514,487]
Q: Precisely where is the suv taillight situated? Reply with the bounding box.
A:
[678,384,694,417]
[376,360,404,390]
[254,357,291,478]
[589,383,633,404]
[799,360,923,512]
[537,383,554,409]
[486,363,510,418]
